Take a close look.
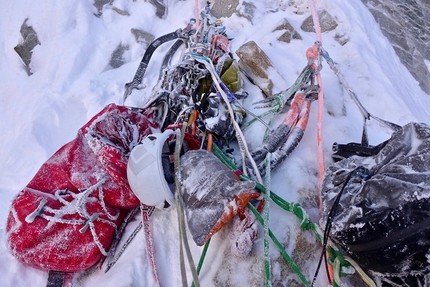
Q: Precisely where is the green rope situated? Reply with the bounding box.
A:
[247,203,310,287]
[191,238,211,287]
[264,153,272,287]
[240,64,314,133]
[240,109,275,131]
[212,144,349,279]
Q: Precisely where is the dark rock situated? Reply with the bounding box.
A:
[334,33,349,46]
[301,9,338,33]
[147,0,166,19]
[210,0,240,18]
[274,18,302,43]
[112,7,130,16]
[236,1,257,22]
[93,0,111,17]
[109,43,129,69]
[131,29,155,46]
[361,0,430,94]
[14,18,41,75]
[368,9,409,51]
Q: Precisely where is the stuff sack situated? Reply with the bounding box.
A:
[6,103,156,272]
[321,122,430,282]
[180,149,257,246]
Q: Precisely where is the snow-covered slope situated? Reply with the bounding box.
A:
[1,0,429,286]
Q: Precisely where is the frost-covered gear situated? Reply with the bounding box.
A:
[241,90,314,176]
[127,129,176,209]
[6,103,156,272]
[180,149,258,246]
[123,20,196,104]
[198,58,242,96]
[321,122,430,283]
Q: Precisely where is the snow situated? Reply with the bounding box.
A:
[1,0,430,286]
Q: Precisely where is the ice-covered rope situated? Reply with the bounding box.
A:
[191,238,211,287]
[319,46,401,133]
[309,0,326,195]
[194,0,199,27]
[245,65,314,134]
[191,53,263,184]
[141,205,161,287]
[174,127,201,287]
[309,0,323,43]
[264,153,272,287]
[212,144,309,285]
[211,144,376,287]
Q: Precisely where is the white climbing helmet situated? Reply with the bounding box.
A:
[127,129,175,209]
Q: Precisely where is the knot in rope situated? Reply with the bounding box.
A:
[291,203,312,230]
[306,44,320,62]
[271,94,285,113]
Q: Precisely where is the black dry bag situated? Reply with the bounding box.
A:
[322,122,430,285]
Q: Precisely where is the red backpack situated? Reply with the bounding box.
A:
[6,103,155,272]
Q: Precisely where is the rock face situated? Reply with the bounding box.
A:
[147,0,167,19]
[93,0,111,16]
[109,44,129,69]
[236,41,283,97]
[300,9,338,33]
[274,18,303,43]
[361,0,430,94]
[14,19,41,75]
[210,0,240,18]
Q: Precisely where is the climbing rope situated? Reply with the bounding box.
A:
[209,144,377,287]
[319,46,401,133]
[263,153,272,287]
[194,0,199,27]
[141,205,161,287]
[308,0,326,206]
[191,53,264,185]
[174,126,201,287]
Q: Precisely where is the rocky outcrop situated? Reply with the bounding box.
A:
[236,41,286,97]
[131,29,155,46]
[109,43,129,69]
[147,0,167,19]
[274,18,303,43]
[361,0,430,94]
[14,18,41,75]
[301,9,338,33]
[210,0,240,18]
[93,0,111,17]
[108,30,154,70]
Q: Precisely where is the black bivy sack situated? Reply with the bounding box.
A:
[321,122,430,286]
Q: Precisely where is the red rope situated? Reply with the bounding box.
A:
[310,0,323,43]
[309,0,325,198]
[142,205,162,287]
[309,2,332,285]
[195,0,200,28]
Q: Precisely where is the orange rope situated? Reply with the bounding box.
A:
[308,0,325,206]
[207,132,213,152]
[191,110,198,135]
[309,1,330,285]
